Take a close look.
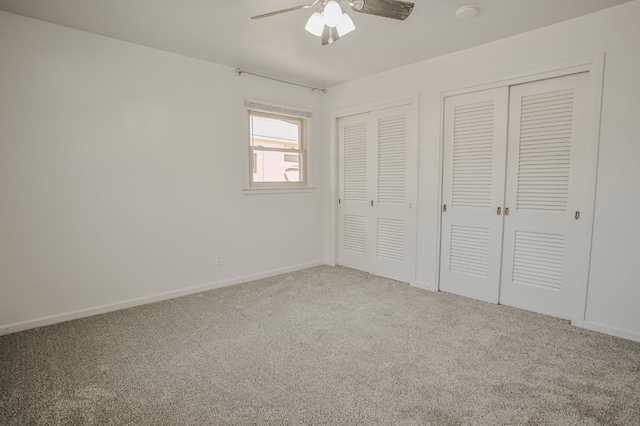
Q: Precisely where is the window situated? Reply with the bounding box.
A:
[246,101,311,189]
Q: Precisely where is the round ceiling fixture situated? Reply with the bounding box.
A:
[456,5,478,19]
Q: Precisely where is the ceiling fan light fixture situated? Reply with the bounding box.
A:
[336,13,356,37]
[323,0,343,27]
[252,0,415,46]
[322,25,340,46]
[305,11,325,36]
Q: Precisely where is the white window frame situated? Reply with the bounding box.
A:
[244,99,314,194]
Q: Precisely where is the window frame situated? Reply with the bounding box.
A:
[244,100,313,193]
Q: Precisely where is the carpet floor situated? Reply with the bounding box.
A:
[1,266,639,425]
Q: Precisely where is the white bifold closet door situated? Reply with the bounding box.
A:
[440,72,593,319]
[338,104,417,283]
[440,87,509,303]
[499,72,591,319]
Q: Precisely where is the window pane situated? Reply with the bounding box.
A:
[252,150,302,183]
[250,112,301,150]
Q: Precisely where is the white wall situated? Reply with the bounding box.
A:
[324,0,640,341]
[2,3,639,342]
[0,11,325,333]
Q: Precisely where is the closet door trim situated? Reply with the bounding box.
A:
[436,54,605,327]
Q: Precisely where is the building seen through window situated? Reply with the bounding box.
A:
[249,111,306,185]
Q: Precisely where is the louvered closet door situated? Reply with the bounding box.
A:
[440,88,509,303]
[338,112,371,272]
[499,72,590,318]
[368,104,417,283]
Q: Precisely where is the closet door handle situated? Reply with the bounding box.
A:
[497,207,502,215]
[505,207,510,216]
[370,200,374,207]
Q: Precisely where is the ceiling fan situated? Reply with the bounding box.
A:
[251,0,415,46]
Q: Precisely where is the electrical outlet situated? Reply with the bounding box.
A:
[216,254,223,266]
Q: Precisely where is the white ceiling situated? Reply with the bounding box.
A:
[0,0,631,88]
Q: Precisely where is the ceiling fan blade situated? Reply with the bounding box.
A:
[251,1,319,19]
[350,0,414,20]
[321,26,340,46]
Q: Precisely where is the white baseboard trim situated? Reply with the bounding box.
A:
[583,321,640,343]
[0,260,326,336]
[411,281,436,292]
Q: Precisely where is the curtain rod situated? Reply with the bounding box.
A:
[236,68,327,93]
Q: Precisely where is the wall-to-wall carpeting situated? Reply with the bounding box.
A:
[1,266,639,424]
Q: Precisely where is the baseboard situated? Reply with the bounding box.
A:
[583,321,640,343]
[0,260,326,336]
[411,281,436,292]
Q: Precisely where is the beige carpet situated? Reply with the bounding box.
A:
[1,266,639,425]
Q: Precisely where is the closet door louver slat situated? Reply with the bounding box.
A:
[343,122,368,202]
[449,225,490,278]
[452,101,495,208]
[376,219,405,261]
[512,231,565,290]
[377,115,407,204]
[343,214,367,253]
[517,89,574,212]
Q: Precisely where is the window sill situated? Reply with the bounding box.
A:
[243,187,315,195]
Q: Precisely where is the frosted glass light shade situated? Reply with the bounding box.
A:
[323,1,342,27]
[305,12,324,37]
[336,13,355,37]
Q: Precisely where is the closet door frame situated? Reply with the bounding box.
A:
[436,54,605,327]
[328,94,420,284]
